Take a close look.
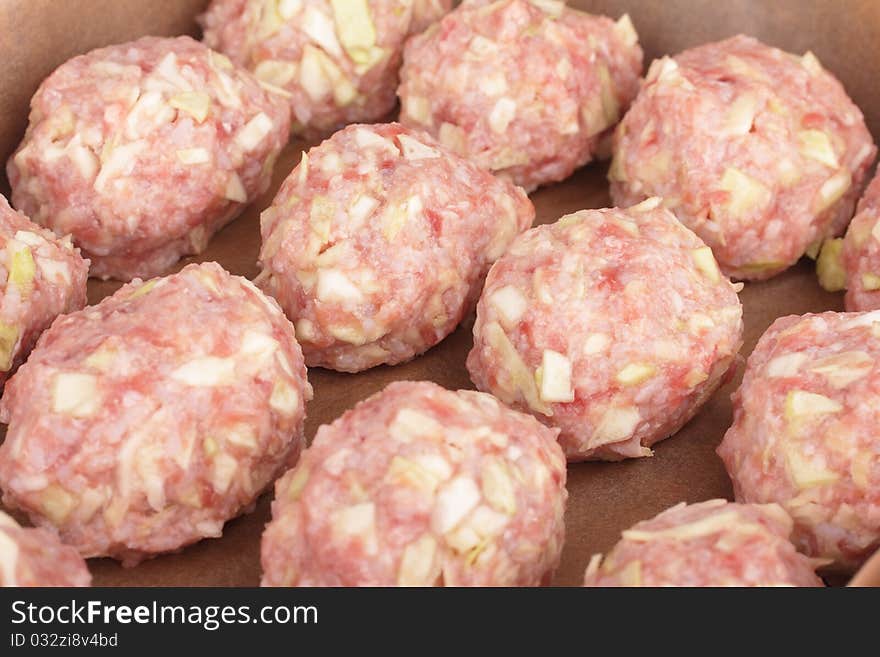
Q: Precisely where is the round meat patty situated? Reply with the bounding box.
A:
[0,511,91,587]
[0,196,88,388]
[583,499,824,587]
[718,310,880,572]
[7,36,290,281]
[398,0,643,191]
[200,0,451,138]
[467,200,743,461]
[0,262,311,565]
[261,380,566,586]
[255,122,534,372]
[610,35,875,280]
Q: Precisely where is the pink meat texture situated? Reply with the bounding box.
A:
[0,262,311,566]
[261,380,567,586]
[7,36,290,281]
[200,0,452,137]
[398,0,643,191]
[718,311,880,572]
[0,196,88,388]
[610,35,876,281]
[583,500,824,587]
[0,511,91,587]
[255,122,534,372]
[842,173,880,310]
[467,201,743,461]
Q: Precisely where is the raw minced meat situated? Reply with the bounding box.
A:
[719,310,880,572]
[200,0,451,137]
[255,122,534,372]
[0,510,91,587]
[467,200,743,461]
[583,499,824,587]
[410,0,451,32]
[837,173,880,310]
[0,262,311,566]
[398,0,643,191]
[0,196,88,388]
[7,36,290,281]
[610,35,875,280]
[261,380,566,586]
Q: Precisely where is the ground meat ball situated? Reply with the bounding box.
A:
[583,500,824,587]
[0,262,311,566]
[261,380,566,586]
[200,0,451,138]
[0,511,91,587]
[837,173,880,310]
[398,0,643,191]
[610,35,876,281]
[0,196,88,388]
[719,311,880,572]
[255,123,534,372]
[7,36,290,281]
[467,201,743,461]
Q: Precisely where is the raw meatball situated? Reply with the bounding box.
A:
[0,196,88,388]
[719,310,880,572]
[467,200,743,461]
[837,173,880,310]
[610,35,876,281]
[7,36,290,281]
[398,0,643,191]
[261,380,566,586]
[0,262,311,565]
[255,123,534,372]
[200,0,451,138]
[0,511,91,587]
[583,499,824,587]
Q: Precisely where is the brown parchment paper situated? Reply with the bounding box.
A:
[0,0,878,586]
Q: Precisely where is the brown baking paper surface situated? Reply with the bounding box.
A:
[0,0,877,586]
